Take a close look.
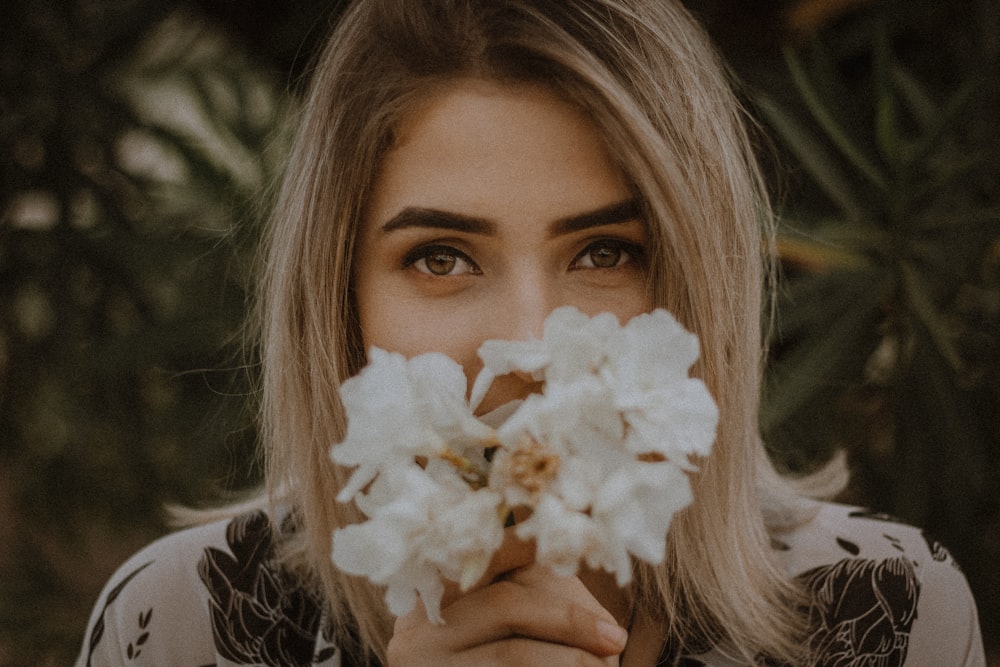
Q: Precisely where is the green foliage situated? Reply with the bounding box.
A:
[751,0,1000,642]
[0,2,292,662]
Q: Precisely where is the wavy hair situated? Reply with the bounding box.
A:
[258,0,810,662]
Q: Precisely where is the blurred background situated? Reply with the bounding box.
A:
[1,0,997,663]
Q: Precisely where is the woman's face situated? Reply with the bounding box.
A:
[354,80,649,413]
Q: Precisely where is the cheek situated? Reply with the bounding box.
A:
[353,255,486,393]
[356,290,484,376]
[572,280,650,324]
[618,284,651,322]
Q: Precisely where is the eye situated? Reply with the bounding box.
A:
[404,245,481,276]
[572,239,643,270]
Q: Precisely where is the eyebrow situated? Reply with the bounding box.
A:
[381,208,497,235]
[379,198,643,237]
[550,198,643,235]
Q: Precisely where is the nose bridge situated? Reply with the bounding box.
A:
[499,263,555,341]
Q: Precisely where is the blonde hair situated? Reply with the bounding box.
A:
[259,0,808,662]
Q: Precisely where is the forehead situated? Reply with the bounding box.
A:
[367,78,631,226]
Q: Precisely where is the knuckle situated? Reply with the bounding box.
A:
[487,639,518,662]
[486,578,524,609]
[565,599,594,631]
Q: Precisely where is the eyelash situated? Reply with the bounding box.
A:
[402,244,480,276]
[571,238,645,270]
[401,238,646,276]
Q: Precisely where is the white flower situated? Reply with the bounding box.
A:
[470,307,620,407]
[331,348,494,500]
[605,310,718,463]
[330,306,718,622]
[512,493,600,576]
[588,460,692,583]
[480,307,716,585]
[332,464,504,623]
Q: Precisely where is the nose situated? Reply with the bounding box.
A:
[494,269,557,343]
[470,269,556,414]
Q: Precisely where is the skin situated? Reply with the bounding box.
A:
[354,79,658,665]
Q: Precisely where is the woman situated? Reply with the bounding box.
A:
[77,0,984,665]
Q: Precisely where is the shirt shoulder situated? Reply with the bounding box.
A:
[75,510,337,667]
[772,501,986,667]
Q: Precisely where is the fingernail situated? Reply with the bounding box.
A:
[597,619,628,648]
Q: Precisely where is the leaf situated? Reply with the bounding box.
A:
[899,261,967,374]
[754,93,866,220]
[902,78,981,170]
[763,269,887,431]
[802,40,855,116]
[912,205,1000,234]
[772,260,887,336]
[891,335,987,526]
[891,64,937,130]
[776,231,872,271]
[783,47,887,191]
[873,27,903,168]
[779,215,892,262]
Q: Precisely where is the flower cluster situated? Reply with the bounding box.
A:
[330,307,718,623]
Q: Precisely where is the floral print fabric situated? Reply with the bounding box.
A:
[76,503,985,666]
[198,512,330,666]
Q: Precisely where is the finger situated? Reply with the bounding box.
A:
[457,636,620,666]
[507,565,621,623]
[390,633,615,667]
[433,576,628,657]
[482,525,535,581]
[440,525,536,607]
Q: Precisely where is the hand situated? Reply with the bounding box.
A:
[386,529,628,666]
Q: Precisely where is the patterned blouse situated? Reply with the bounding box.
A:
[76,502,985,666]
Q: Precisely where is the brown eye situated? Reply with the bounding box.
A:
[404,245,480,276]
[588,244,622,268]
[573,239,642,270]
[423,251,457,275]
